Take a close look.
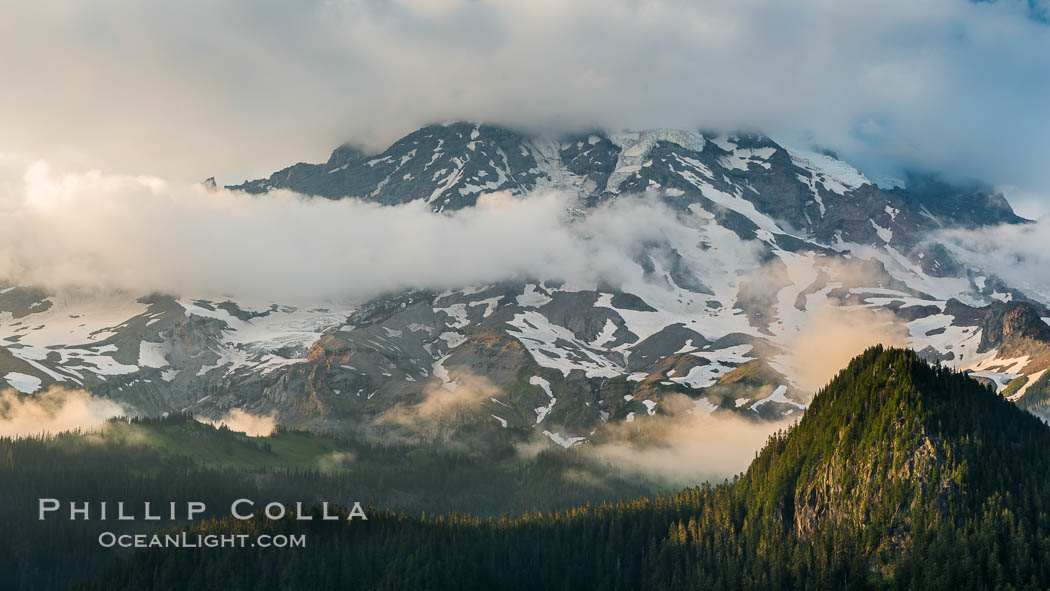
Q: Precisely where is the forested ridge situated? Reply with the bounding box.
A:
[0,415,650,590]
[77,347,1050,590]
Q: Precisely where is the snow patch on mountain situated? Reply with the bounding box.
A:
[1013,369,1047,401]
[543,430,587,448]
[137,341,170,369]
[4,372,41,394]
[786,147,869,195]
[506,311,622,378]
[718,145,776,171]
[530,376,556,424]
[607,129,706,191]
[516,284,552,308]
[749,385,806,413]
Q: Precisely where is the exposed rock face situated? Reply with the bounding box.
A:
[792,427,953,545]
[937,299,1050,391]
[977,301,1050,354]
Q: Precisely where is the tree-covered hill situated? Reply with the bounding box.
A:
[80,347,1050,590]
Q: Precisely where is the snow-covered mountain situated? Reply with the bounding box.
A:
[228,122,1023,248]
[3,122,1048,448]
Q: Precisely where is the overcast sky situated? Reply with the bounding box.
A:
[1,0,1047,215]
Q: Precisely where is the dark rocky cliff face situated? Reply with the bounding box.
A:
[978,301,1050,353]
[939,298,1050,356]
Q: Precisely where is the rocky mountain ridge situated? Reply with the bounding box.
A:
[2,122,1047,450]
[229,122,1024,252]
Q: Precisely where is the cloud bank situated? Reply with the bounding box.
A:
[582,402,795,486]
[199,408,278,437]
[934,218,1050,305]
[787,303,909,392]
[0,162,720,303]
[380,374,501,426]
[0,387,126,437]
[0,0,1047,208]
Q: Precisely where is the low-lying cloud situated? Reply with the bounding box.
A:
[199,408,278,437]
[581,403,795,487]
[376,374,504,446]
[787,303,909,392]
[0,162,719,303]
[380,375,501,425]
[933,218,1050,307]
[0,387,126,437]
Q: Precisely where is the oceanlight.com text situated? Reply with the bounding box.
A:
[98,532,307,549]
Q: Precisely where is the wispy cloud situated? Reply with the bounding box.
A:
[933,217,1050,305]
[579,401,795,487]
[199,408,277,437]
[0,387,126,437]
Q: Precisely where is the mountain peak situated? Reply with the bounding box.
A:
[746,346,1050,557]
[225,122,1025,252]
[978,300,1050,353]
